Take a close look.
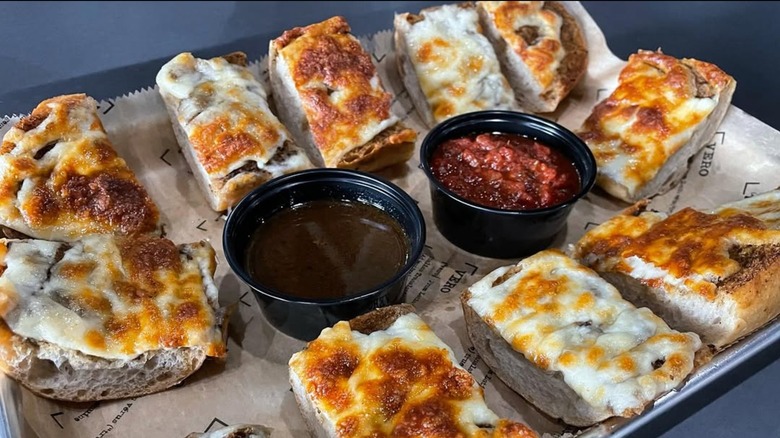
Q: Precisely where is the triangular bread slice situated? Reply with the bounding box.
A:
[0,94,160,241]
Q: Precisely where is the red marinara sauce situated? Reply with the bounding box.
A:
[429,132,581,210]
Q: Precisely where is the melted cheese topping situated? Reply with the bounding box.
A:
[274,17,399,167]
[0,235,224,360]
[578,50,734,198]
[0,95,160,241]
[467,250,700,416]
[575,208,780,300]
[400,4,516,123]
[289,312,537,438]
[479,1,565,91]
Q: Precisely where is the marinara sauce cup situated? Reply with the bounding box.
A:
[420,110,596,259]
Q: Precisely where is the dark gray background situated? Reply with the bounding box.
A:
[0,2,778,437]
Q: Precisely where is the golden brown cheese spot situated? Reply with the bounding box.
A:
[558,351,576,367]
[105,314,142,354]
[511,334,533,352]
[73,289,112,315]
[26,185,60,226]
[113,280,154,303]
[304,341,360,412]
[447,84,466,98]
[493,419,539,438]
[360,378,408,421]
[649,332,691,345]
[84,329,106,350]
[59,172,159,236]
[336,415,360,438]
[439,366,476,400]
[393,399,462,438]
[586,346,604,366]
[534,354,550,370]
[461,55,484,76]
[433,101,455,122]
[621,208,768,299]
[616,355,636,373]
[188,103,280,174]
[83,139,119,165]
[574,292,595,311]
[174,301,208,339]
[58,260,96,281]
[494,271,565,324]
[118,235,181,289]
[417,38,450,64]
[663,353,686,376]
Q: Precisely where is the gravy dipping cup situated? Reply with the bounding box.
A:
[420,110,597,259]
[223,169,425,341]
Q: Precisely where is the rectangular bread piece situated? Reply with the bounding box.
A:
[288,304,538,438]
[476,1,588,113]
[461,250,701,427]
[269,17,417,172]
[0,94,161,240]
[156,52,313,212]
[394,3,518,128]
[577,50,736,202]
[573,194,780,349]
[0,235,227,401]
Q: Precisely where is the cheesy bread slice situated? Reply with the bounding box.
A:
[578,50,736,202]
[0,94,160,241]
[573,199,780,349]
[269,17,417,172]
[462,250,701,427]
[0,235,226,401]
[476,1,588,113]
[394,3,518,127]
[156,52,313,212]
[289,304,538,438]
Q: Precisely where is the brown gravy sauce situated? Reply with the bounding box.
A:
[246,200,408,299]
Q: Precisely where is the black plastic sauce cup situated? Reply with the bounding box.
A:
[420,110,597,259]
[223,169,426,341]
